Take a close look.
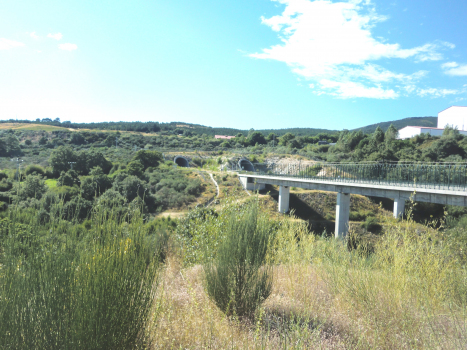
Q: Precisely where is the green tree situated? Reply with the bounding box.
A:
[385,124,398,142]
[112,175,146,203]
[126,161,144,178]
[442,125,460,139]
[49,146,76,176]
[278,132,295,146]
[132,150,163,170]
[39,136,48,145]
[74,150,112,175]
[0,134,22,156]
[17,174,47,200]
[57,170,79,187]
[247,132,267,146]
[70,133,86,145]
[373,126,385,144]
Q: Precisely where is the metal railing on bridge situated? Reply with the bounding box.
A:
[235,162,467,191]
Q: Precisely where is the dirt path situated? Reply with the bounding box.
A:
[206,173,220,206]
[209,173,219,197]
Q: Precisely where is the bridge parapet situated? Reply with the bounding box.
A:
[240,161,467,191]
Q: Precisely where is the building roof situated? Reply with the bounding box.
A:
[214,135,235,139]
[403,126,444,130]
[438,105,467,114]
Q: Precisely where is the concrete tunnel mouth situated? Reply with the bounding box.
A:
[238,158,255,172]
[174,156,190,167]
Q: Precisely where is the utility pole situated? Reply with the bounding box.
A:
[12,158,23,181]
[68,161,76,170]
[115,137,118,149]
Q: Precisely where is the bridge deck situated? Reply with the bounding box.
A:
[241,173,467,206]
[238,162,467,238]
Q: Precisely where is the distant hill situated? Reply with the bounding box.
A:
[354,117,437,134]
[0,116,438,136]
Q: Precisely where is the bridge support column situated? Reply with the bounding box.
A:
[393,198,405,219]
[335,192,350,239]
[278,186,290,213]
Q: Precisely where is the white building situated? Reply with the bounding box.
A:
[398,106,467,139]
[397,126,446,139]
[438,106,467,130]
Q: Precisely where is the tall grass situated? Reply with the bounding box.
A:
[0,207,159,349]
[149,201,467,349]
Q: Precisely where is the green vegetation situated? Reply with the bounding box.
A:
[1,119,467,348]
[204,202,273,317]
[1,184,467,347]
[147,200,467,348]
[0,207,160,349]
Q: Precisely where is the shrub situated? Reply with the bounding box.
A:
[57,170,79,187]
[25,164,45,176]
[349,209,373,221]
[16,174,48,201]
[0,208,159,348]
[361,216,382,233]
[0,178,13,192]
[204,202,273,318]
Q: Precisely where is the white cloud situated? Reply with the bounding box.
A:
[0,38,25,50]
[442,61,458,69]
[59,43,77,51]
[30,32,39,39]
[443,62,467,76]
[417,88,460,98]
[318,79,398,99]
[250,0,454,98]
[48,33,63,40]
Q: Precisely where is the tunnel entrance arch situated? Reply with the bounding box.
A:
[238,158,255,172]
[174,156,190,167]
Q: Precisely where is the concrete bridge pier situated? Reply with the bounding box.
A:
[393,198,405,219]
[335,192,350,239]
[278,186,290,213]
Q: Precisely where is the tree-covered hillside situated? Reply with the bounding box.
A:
[354,116,437,133]
[0,115,439,137]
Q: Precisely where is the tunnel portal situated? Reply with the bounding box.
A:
[238,158,255,172]
[174,156,190,167]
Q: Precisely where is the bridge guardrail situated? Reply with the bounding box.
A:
[234,162,467,191]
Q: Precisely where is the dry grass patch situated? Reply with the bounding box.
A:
[149,258,352,349]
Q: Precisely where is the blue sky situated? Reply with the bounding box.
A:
[1,0,466,130]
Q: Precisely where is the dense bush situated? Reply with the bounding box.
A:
[204,202,273,317]
[0,209,159,349]
[25,164,45,176]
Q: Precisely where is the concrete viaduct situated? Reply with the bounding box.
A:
[239,173,467,239]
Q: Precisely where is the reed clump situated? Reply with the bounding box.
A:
[204,201,273,318]
[0,207,160,349]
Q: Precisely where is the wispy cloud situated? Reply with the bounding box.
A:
[30,32,39,39]
[317,79,398,99]
[250,0,455,99]
[442,61,467,76]
[59,43,77,51]
[48,33,63,40]
[0,38,25,50]
[417,88,460,98]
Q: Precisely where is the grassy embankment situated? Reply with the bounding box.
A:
[149,196,467,349]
